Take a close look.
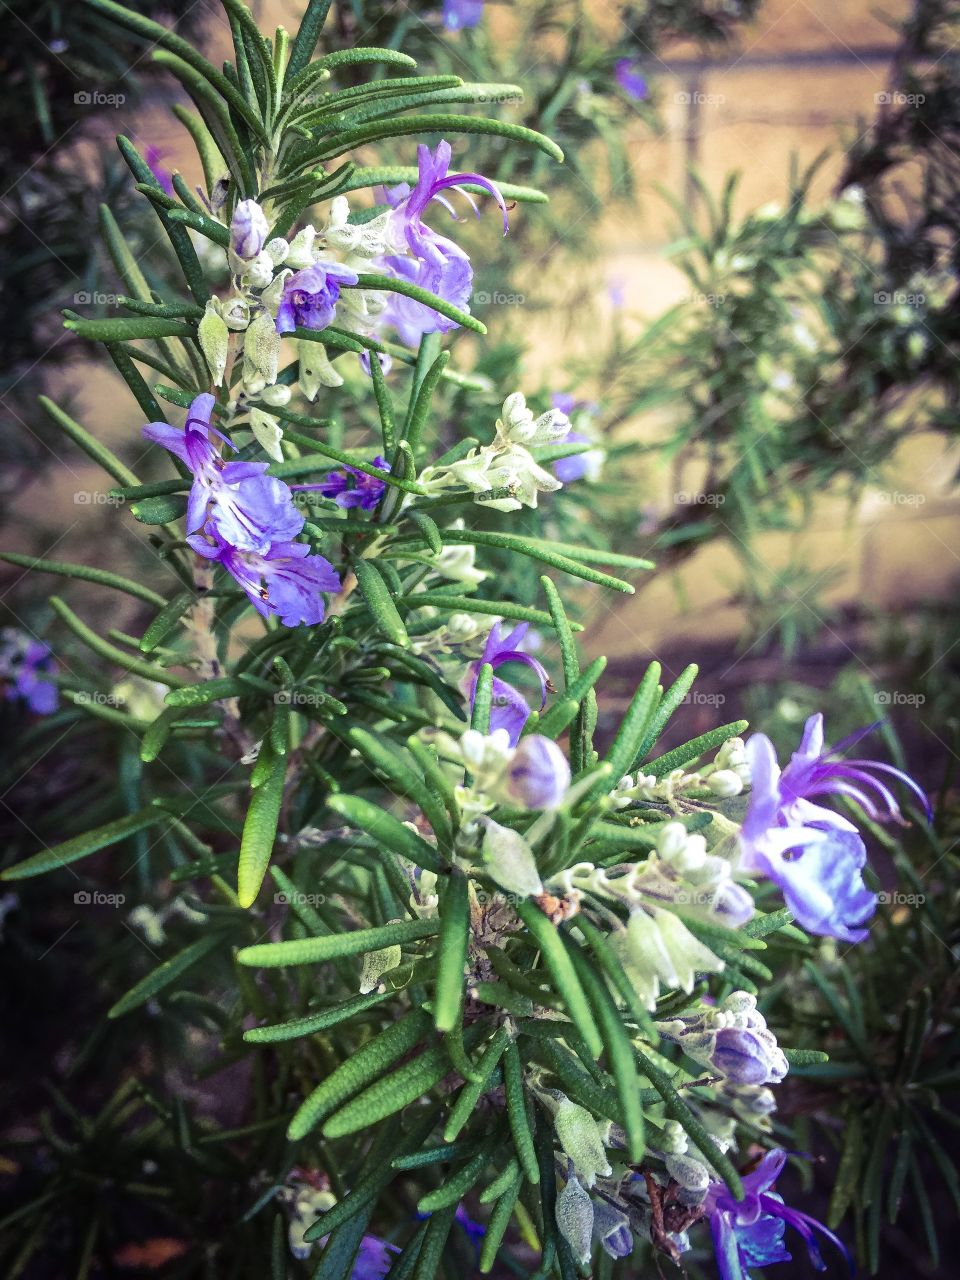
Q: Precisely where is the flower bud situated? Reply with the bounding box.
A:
[665,1152,711,1195]
[555,1098,612,1187]
[299,339,343,399]
[222,296,251,331]
[710,1027,773,1085]
[243,251,276,289]
[265,237,290,265]
[712,880,755,928]
[479,818,543,898]
[230,198,269,262]
[249,406,284,462]
[359,944,402,994]
[506,735,571,809]
[241,311,281,395]
[198,298,229,386]
[285,224,318,269]
[592,1199,633,1259]
[555,1173,594,1266]
[707,768,743,797]
[259,383,292,407]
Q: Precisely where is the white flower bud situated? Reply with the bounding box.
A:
[556,1174,594,1266]
[265,237,289,265]
[249,406,284,462]
[198,298,229,386]
[243,250,276,289]
[259,383,292,407]
[665,1153,710,1195]
[707,769,744,797]
[222,296,251,330]
[479,818,543,898]
[555,1099,612,1187]
[657,821,690,863]
[285,224,318,269]
[299,339,343,399]
[241,311,281,395]
[359,944,402,993]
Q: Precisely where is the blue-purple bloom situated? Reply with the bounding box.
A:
[704,1150,851,1280]
[276,262,359,334]
[192,531,341,628]
[144,145,175,196]
[142,393,303,553]
[443,0,483,31]
[378,141,508,346]
[712,1027,779,1086]
[614,59,649,101]
[295,457,390,511]
[740,713,929,942]
[467,622,551,746]
[549,394,602,484]
[1,633,58,715]
[351,1235,398,1279]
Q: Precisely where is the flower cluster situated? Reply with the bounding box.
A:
[142,393,340,626]
[0,629,57,715]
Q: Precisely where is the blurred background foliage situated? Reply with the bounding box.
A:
[0,1,958,1277]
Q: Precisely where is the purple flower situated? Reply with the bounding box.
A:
[443,0,483,30]
[704,1150,851,1280]
[276,262,359,334]
[739,713,929,942]
[144,146,175,196]
[230,198,269,261]
[142,393,303,552]
[1,634,58,715]
[466,622,551,746]
[294,457,390,511]
[549,395,602,484]
[614,59,649,102]
[711,1028,777,1086]
[191,530,341,628]
[352,1235,398,1280]
[378,141,507,345]
[507,735,571,808]
[592,1200,633,1259]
